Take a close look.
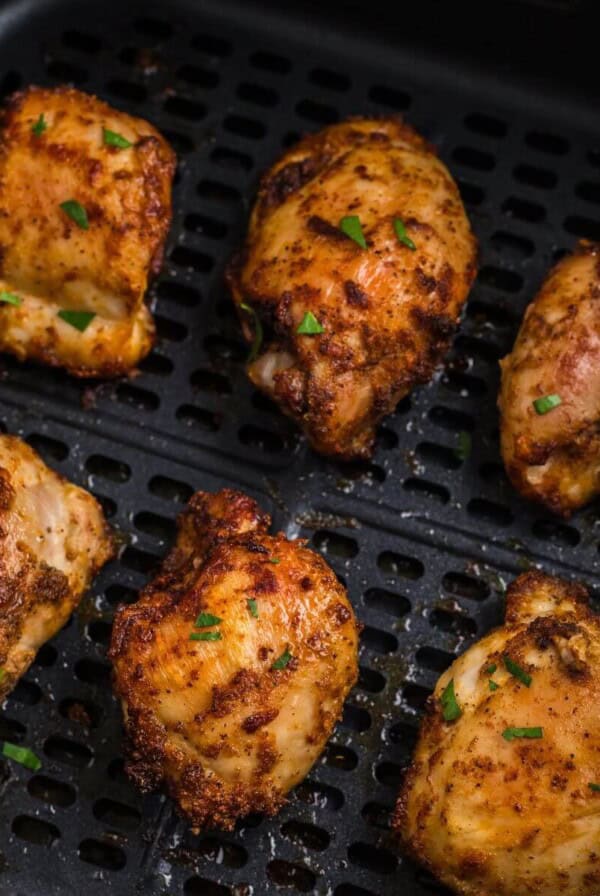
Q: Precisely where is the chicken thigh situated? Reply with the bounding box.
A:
[227,116,477,458]
[395,570,600,896]
[0,434,114,699]
[0,86,175,376]
[110,489,359,830]
[499,241,600,516]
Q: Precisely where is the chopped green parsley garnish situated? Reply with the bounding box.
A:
[190,631,222,642]
[2,741,41,770]
[103,128,133,149]
[485,663,497,675]
[502,726,543,741]
[272,647,292,670]
[503,656,532,687]
[297,311,324,335]
[393,217,416,250]
[441,678,462,722]
[269,558,281,565]
[589,783,600,793]
[339,215,367,249]
[489,680,499,692]
[194,612,222,628]
[0,291,22,306]
[247,599,259,618]
[533,394,561,415]
[32,114,47,137]
[0,669,5,681]
[60,199,89,230]
[57,310,96,332]
[240,302,263,363]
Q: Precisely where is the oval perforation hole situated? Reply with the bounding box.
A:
[34,643,58,668]
[513,163,557,189]
[564,215,600,240]
[267,859,316,892]
[464,112,507,137]
[348,842,397,874]
[197,179,241,204]
[428,406,474,433]
[417,441,461,470]
[403,682,432,710]
[59,697,102,728]
[249,50,290,73]
[105,78,147,103]
[177,404,222,432]
[223,114,265,139]
[296,98,338,124]
[377,550,423,580]
[403,477,449,504]
[115,383,159,412]
[170,245,214,273]
[238,424,285,453]
[357,665,385,693]
[526,130,569,155]
[47,59,88,83]
[532,519,580,547]
[134,16,173,38]
[576,181,600,205]
[443,571,490,601]
[281,819,330,851]
[336,883,379,896]
[26,433,68,462]
[191,368,232,395]
[62,29,102,53]
[429,606,477,638]
[364,587,410,617]
[44,735,93,768]
[86,454,130,483]
[490,230,535,259]
[295,779,344,810]
[368,84,410,110]
[192,32,231,56]
[360,625,397,654]
[164,96,206,121]
[12,815,60,846]
[0,717,26,742]
[177,63,219,87]
[133,511,176,542]
[120,545,160,574]
[312,530,358,559]
[375,760,403,787]
[9,679,42,706]
[478,265,523,293]
[452,146,495,171]
[323,742,358,771]
[78,838,127,871]
[502,195,546,222]
[184,213,229,240]
[93,798,141,831]
[237,81,278,107]
[467,498,514,526]
[87,619,112,647]
[28,774,76,808]
[156,280,202,306]
[416,645,455,673]
[388,720,418,752]
[310,67,350,91]
[75,658,111,688]
[148,475,194,504]
[457,179,484,205]
[442,369,487,396]
[185,879,231,896]
[106,584,138,606]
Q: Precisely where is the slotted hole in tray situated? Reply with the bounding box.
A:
[281,819,331,851]
[267,859,317,892]
[78,838,127,871]
[295,779,345,810]
[12,815,60,846]
[93,798,141,831]
[348,842,397,874]
[185,880,231,896]
[28,774,77,808]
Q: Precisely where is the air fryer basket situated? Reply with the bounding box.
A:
[0,0,598,893]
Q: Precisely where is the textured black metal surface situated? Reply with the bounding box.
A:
[0,0,599,893]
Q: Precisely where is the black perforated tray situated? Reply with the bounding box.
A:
[0,0,599,894]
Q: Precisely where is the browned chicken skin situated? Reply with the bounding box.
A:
[0,86,175,376]
[110,489,359,831]
[0,434,114,700]
[396,570,600,896]
[227,117,477,459]
[499,241,600,516]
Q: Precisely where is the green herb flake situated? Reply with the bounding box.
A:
[269,557,281,565]
[297,311,324,335]
[2,741,41,771]
[0,669,5,681]
[440,678,462,722]
[485,663,497,675]
[57,310,96,332]
[0,291,22,307]
[272,647,292,670]
[489,680,499,692]
[240,302,263,363]
[32,113,47,137]
[502,726,543,742]
[503,655,532,687]
[533,394,561,415]
[589,783,600,793]
[190,631,222,642]
[194,612,222,628]
[339,215,367,249]
[60,199,89,230]
[247,599,259,618]
[456,431,472,462]
[103,128,133,149]
[393,217,416,250]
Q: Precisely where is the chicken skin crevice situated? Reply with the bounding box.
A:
[396,569,600,896]
[499,241,600,516]
[0,435,114,699]
[110,489,359,831]
[228,116,477,459]
[0,86,175,376]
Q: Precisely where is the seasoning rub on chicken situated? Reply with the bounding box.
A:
[228,117,477,459]
[110,489,359,831]
[499,241,600,516]
[0,434,114,700]
[396,570,600,896]
[0,86,175,377]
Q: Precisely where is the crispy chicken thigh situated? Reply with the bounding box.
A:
[110,489,359,831]
[0,435,114,699]
[0,86,175,376]
[499,242,600,516]
[396,570,600,896]
[227,117,477,458]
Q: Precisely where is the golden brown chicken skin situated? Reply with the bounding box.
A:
[227,117,477,459]
[499,242,600,516]
[109,489,359,831]
[395,570,600,896]
[0,435,114,700]
[0,86,175,376]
